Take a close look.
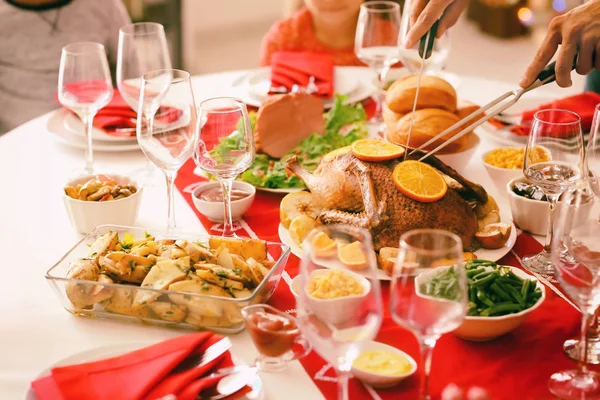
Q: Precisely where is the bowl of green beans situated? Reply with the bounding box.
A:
[420,258,545,341]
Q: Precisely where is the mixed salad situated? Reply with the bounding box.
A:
[211,95,368,189]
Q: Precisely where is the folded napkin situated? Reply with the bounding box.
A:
[270,51,334,99]
[31,332,247,400]
[57,84,182,138]
[507,91,600,136]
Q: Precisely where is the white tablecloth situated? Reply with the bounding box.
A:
[0,68,580,399]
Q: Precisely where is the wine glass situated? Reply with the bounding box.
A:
[522,109,585,275]
[296,225,383,400]
[58,42,113,175]
[398,0,451,75]
[562,103,600,364]
[550,178,600,399]
[137,69,198,232]
[355,1,401,131]
[390,229,468,400]
[118,22,172,186]
[194,97,255,236]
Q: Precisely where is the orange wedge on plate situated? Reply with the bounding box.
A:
[351,139,405,162]
[323,145,352,161]
[310,231,337,256]
[393,160,448,203]
[338,241,368,270]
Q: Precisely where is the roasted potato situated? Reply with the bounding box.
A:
[133,259,187,309]
[377,247,399,276]
[149,301,187,323]
[209,237,267,261]
[88,232,118,260]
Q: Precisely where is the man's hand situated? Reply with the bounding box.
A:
[520,0,600,88]
[404,0,469,48]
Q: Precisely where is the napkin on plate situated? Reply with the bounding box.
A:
[270,51,334,99]
[30,332,248,400]
[508,91,600,136]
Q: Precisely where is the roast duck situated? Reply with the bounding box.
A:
[286,151,488,251]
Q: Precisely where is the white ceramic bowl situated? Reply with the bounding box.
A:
[481,148,525,195]
[507,177,594,236]
[192,181,256,222]
[454,266,545,341]
[351,341,417,388]
[290,269,371,325]
[63,175,143,234]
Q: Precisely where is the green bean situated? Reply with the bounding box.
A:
[476,288,495,307]
[488,303,523,315]
[472,272,498,287]
[521,279,531,300]
[467,268,486,278]
[490,283,512,302]
[505,285,526,308]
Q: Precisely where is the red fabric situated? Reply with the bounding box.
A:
[175,154,586,399]
[30,333,246,400]
[509,92,600,136]
[270,51,334,99]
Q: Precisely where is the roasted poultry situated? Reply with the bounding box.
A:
[286,151,488,250]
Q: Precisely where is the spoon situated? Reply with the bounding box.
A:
[205,366,258,400]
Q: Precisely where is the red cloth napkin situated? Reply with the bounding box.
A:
[509,91,600,136]
[270,51,334,99]
[31,332,246,400]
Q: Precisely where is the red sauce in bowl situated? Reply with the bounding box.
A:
[246,311,300,357]
[197,187,250,202]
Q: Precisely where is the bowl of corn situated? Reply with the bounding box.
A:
[482,147,550,195]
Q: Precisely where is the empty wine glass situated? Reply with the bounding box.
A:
[355,1,401,131]
[194,97,255,236]
[523,109,585,275]
[118,22,172,186]
[550,178,600,399]
[137,69,198,232]
[398,0,451,75]
[296,225,383,400]
[58,42,113,174]
[562,103,600,364]
[390,229,468,400]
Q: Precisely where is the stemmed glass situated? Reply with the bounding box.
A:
[194,97,255,236]
[390,229,468,400]
[398,0,451,75]
[522,109,585,274]
[58,42,113,175]
[355,1,401,131]
[118,22,172,186]
[296,225,383,400]
[137,69,198,232]
[562,104,600,364]
[550,178,600,399]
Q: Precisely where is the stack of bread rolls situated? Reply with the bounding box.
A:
[384,75,483,154]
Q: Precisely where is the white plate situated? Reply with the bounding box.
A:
[48,109,141,152]
[278,214,517,281]
[240,67,375,108]
[62,110,138,143]
[25,341,263,400]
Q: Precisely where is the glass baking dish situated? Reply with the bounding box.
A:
[45,225,291,334]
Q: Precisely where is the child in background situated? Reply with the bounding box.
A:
[259,0,366,66]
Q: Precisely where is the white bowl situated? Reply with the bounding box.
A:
[192,181,256,222]
[481,148,525,195]
[63,174,143,234]
[507,177,594,236]
[290,269,371,325]
[454,266,545,341]
[351,341,417,388]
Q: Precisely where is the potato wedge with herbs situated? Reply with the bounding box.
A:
[246,258,266,286]
[209,237,267,261]
[230,255,256,285]
[130,241,159,257]
[133,259,187,309]
[185,313,235,328]
[88,232,118,260]
[378,247,399,276]
[175,240,217,264]
[168,280,229,318]
[195,269,245,291]
[66,259,102,309]
[149,301,187,323]
[100,287,135,315]
[195,263,247,284]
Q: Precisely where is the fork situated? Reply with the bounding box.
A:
[172,337,232,373]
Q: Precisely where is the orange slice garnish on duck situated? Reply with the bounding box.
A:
[393,160,448,203]
[351,139,405,162]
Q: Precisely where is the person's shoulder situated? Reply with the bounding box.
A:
[73,0,129,19]
[268,8,312,41]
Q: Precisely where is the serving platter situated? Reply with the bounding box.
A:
[24,342,263,400]
[278,213,518,281]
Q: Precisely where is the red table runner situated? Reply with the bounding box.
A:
[175,158,584,400]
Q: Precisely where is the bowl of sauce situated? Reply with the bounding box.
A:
[351,341,417,388]
[192,181,256,222]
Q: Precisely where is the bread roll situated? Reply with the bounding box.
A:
[456,100,481,119]
[382,104,404,129]
[387,108,472,154]
[385,75,457,114]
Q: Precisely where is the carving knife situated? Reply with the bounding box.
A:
[403,19,439,160]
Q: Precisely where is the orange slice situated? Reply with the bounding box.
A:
[351,139,405,162]
[393,160,448,203]
[310,231,337,256]
[323,146,352,161]
[338,241,368,270]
